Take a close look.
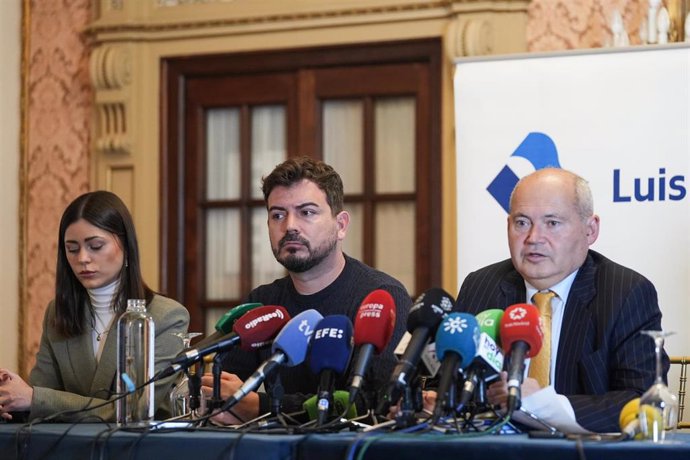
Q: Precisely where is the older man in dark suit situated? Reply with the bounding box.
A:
[457,167,668,433]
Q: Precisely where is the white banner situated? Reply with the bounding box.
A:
[454,45,690,357]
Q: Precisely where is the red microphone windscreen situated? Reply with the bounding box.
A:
[353,289,396,353]
[499,303,543,358]
[233,305,291,351]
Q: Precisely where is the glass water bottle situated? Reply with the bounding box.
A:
[116,298,155,426]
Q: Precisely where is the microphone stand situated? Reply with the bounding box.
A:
[459,368,494,433]
[360,375,379,425]
[252,373,289,431]
[187,363,203,420]
[269,373,284,419]
[209,352,225,411]
[394,374,423,429]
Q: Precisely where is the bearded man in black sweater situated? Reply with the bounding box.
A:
[202,157,411,424]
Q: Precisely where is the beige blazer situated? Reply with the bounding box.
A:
[29,294,190,422]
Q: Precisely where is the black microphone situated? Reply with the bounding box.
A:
[377,288,455,414]
[308,315,354,426]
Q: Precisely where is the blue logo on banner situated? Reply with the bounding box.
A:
[486,132,561,212]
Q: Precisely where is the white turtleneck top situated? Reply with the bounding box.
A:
[87,280,119,361]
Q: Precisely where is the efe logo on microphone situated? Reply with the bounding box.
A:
[314,328,344,340]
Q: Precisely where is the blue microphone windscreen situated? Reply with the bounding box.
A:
[273,309,324,366]
[435,312,479,366]
[309,315,354,375]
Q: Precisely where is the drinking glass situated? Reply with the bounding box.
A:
[638,330,678,442]
[169,332,203,418]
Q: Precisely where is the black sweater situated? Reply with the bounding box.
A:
[220,254,411,416]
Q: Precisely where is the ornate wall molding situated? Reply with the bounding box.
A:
[87,0,528,41]
[462,18,494,56]
[90,45,132,154]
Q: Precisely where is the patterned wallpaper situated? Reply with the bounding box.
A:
[21,0,92,376]
[20,0,655,376]
[528,0,648,50]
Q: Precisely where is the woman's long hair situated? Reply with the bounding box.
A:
[54,191,153,338]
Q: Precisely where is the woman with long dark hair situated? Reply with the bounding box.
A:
[0,191,189,421]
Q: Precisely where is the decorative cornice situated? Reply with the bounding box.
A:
[87,1,528,39]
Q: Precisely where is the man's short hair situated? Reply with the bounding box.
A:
[509,168,594,221]
[262,156,344,215]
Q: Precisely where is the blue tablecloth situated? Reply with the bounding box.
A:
[2,423,690,460]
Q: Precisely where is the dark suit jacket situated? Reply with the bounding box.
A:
[457,250,668,432]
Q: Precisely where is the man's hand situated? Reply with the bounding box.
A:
[200,371,259,425]
[486,371,543,411]
[386,390,437,419]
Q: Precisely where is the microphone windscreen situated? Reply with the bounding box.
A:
[500,303,543,358]
[303,390,357,420]
[435,313,479,365]
[272,309,324,366]
[309,315,354,375]
[233,305,290,351]
[476,309,503,346]
[190,302,263,349]
[353,289,396,353]
[216,302,263,333]
[407,287,456,333]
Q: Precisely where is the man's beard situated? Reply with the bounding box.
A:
[272,233,338,273]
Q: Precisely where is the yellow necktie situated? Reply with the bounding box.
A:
[528,290,556,387]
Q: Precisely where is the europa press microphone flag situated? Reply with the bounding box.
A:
[349,289,397,404]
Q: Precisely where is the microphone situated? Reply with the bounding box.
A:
[377,287,456,414]
[154,305,289,380]
[457,309,505,408]
[303,390,357,421]
[499,303,543,414]
[222,309,324,411]
[348,289,397,404]
[432,313,479,422]
[191,302,263,350]
[308,315,354,426]
[619,398,663,440]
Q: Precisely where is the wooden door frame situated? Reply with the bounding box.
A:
[160,38,442,330]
